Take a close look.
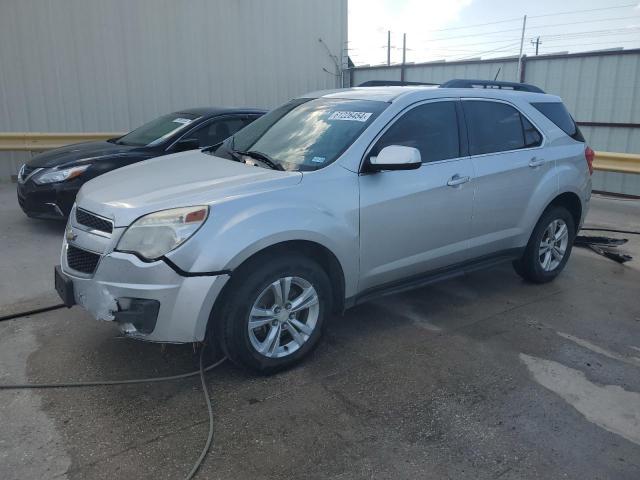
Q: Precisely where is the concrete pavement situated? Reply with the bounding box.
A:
[1,182,639,479]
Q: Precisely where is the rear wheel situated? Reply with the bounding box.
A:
[211,254,332,374]
[513,206,575,283]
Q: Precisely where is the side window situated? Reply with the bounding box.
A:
[372,101,459,163]
[531,102,584,142]
[188,118,246,148]
[464,101,541,155]
[522,116,542,148]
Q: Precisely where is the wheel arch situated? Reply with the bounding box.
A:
[545,191,583,230]
[207,240,347,339]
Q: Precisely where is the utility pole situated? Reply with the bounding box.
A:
[387,30,391,66]
[401,33,407,82]
[531,36,541,56]
[516,15,527,82]
[402,33,406,65]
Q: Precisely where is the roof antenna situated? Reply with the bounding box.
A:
[494,67,501,81]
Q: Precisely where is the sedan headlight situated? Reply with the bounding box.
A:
[116,206,209,261]
[33,165,90,184]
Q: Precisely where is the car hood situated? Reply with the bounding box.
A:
[76,150,303,227]
[26,141,140,168]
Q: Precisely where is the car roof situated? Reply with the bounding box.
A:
[173,107,267,118]
[300,86,560,104]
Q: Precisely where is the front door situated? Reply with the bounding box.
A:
[358,100,475,293]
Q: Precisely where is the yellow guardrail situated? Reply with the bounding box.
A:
[593,151,640,174]
[0,132,638,174]
[0,132,125,151]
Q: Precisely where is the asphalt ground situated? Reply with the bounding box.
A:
[1,182,639,480]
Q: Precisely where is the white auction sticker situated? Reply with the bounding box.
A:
[172,118,193,125]
[328,111,372,122]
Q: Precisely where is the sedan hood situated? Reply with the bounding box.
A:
[76,150,302,226]
[27,141,139,168]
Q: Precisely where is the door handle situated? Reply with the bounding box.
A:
[529,157,546,168]
[447,175,470,187]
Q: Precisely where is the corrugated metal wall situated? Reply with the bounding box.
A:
[350,50,640,195]
[0,0,347,180]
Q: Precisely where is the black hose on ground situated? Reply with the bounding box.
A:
[0,303,65,322]
[0,345,227,480]
[580,226,640,236]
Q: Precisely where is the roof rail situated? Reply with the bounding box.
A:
[358,80,437,87]
[439,79,545,93]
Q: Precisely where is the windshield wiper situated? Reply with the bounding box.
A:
[237,150,284,171]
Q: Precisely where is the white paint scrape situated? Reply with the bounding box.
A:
[520,353,640,446]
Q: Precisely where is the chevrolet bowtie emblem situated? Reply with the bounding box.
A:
[66,228,77,242]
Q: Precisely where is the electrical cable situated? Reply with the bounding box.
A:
[0,303,65,322]
[185,347,218,480]
[0,351,226,389]
[528,3,638,19]
[0,345,226,479]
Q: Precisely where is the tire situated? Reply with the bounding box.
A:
[210,253,332,374]
[513,205,575,284]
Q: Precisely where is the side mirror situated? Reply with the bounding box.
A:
[174,138,200,152]
[368,145,421,172]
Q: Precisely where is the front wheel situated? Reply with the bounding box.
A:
[212,254,332,374]
[513,206,575,283]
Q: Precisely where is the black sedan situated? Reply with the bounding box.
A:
[17,107,265,219]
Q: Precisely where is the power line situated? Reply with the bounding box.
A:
[452,41,523,61]
[527,16,640,30]
[424,17,640,43]
[421,17,521,33]
[528,3,638,19]
[355,26,640,62]
[392,4,637,37]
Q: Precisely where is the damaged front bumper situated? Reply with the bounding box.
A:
[58,238,229,343]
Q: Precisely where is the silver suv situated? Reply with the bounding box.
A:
[55,83,593,373]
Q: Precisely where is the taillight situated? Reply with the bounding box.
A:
[584,146,594,175]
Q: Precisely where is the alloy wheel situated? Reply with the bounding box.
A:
[247,276,320,358]
[539,219,569,271]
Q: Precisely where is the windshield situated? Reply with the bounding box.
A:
[214,98,387,171]
[116,113,200,147]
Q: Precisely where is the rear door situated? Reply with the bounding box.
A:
[461,99,549,258]
[358,99,475,292]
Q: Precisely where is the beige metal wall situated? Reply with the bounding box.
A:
[0,0,347,180]
[350,50,640,195]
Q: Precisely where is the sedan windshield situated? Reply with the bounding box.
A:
[116,113,200,147]
[214,98,387,171]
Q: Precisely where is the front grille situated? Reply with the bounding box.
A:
[67,245,101,274]
[76,208,113,234]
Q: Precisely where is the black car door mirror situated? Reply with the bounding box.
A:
[174,138,200,152]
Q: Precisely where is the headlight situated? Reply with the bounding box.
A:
[116,206,209,261]
[33,165,89,184]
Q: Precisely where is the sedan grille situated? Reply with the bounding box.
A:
[67,245,101,274]
[76,208,113,234]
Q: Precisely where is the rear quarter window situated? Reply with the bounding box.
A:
[531,102,584,142]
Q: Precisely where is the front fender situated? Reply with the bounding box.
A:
[166,170,360,297]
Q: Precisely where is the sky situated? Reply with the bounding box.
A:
[347,0,640,66]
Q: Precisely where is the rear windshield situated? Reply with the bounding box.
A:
[531,102,584,142]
